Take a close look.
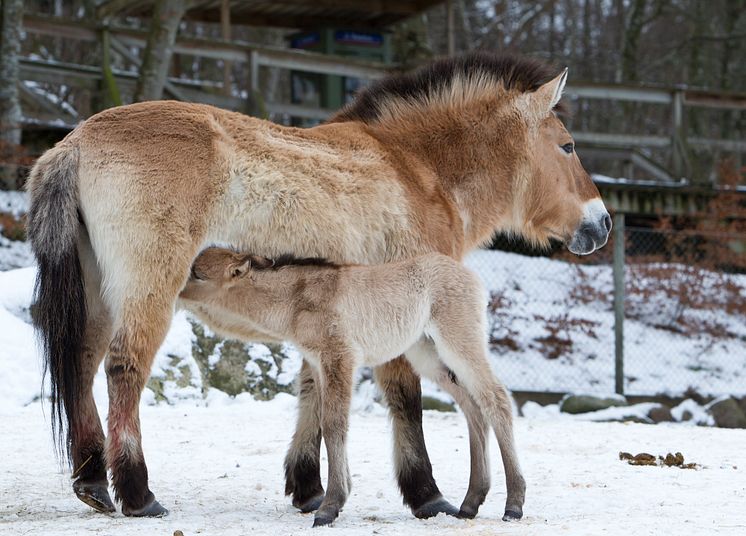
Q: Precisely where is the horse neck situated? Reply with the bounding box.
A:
[370,108,522,250]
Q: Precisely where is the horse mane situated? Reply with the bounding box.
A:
[331,51,566,124]
[254,254,338,271]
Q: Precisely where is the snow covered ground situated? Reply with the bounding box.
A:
[1,397,745,536]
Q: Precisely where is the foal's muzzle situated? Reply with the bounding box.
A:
[568,199,611,255]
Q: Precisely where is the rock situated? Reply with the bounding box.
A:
[648,404,674,423]
[707,398,746,429]
[559,395,627,415]
[680,410,693,422]
[738,396,746,416]
[189,320,297,400]
[422,396,456,412]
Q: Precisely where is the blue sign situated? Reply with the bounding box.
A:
[334,30,383,47]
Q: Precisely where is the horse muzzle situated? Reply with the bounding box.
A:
[567,199,612,255]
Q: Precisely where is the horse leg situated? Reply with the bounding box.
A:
[70,229,114,512]
[312,351,354,527]
[431,332,526,521]
[406,340,490,519]
[99,234,193,517]
[374,357,458,518]
[284,360,325,512]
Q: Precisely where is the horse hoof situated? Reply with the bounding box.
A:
[456,505,478,519]
[502,508,523,521]
[412,497,460,519]
[122,497,169,517]
[312,511,337,527]
[72,480,115,514]
[294,493,324,513]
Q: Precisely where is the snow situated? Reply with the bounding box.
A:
[1,398,745,535]
[464,250,746,397]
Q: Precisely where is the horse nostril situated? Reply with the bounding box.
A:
[603,214,612,233]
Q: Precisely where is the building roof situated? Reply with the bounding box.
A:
[97,0,443,29]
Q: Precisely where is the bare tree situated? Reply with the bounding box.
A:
[134,0,188,102]
[0,0,23,188]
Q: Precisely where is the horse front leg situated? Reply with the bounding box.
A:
[374,357,459,518]
[284,360,325,512]
[312,351,354,527]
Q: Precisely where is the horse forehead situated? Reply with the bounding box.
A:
[538,114,569,138]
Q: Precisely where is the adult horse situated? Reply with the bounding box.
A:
[27,52,610,520]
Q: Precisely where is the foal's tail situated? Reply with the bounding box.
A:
[26,141,86,462]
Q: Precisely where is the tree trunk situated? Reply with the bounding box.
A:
[134,0,188,102]
[0,0,24,189]
[621,0,646,82]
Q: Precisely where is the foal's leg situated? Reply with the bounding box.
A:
[435,374,491,518]
[313,351,354,527]
[430,330,525,521]
[374,357,458,518]
[407,341,491,519]
[284,360,325,512]
[70,229,114,513]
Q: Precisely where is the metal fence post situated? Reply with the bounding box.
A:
[613,212,625,395]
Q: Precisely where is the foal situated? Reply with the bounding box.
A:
[179,247,525,527]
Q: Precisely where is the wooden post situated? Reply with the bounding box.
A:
[613,212,625,395]
[446,0,455,56]
[220,0,232,97]
[100,27,122,109]
[671,89,684,179]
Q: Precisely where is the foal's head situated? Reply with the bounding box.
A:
[180,247,273,301]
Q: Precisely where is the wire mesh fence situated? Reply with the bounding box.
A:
[466,225,746,398]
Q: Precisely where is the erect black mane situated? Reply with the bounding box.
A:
[331,50,563,124]
[256,254,338,270]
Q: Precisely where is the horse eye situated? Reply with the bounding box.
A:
[561,142,575,154]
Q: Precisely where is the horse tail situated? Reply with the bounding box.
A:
[26,140,86,462]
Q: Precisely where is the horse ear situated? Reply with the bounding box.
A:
[229,258,251,278]
[529,68,568,116]
[249,255,274,270]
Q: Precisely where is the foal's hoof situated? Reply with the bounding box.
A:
[502,508,523,521]
[122,497,169,517]
[312,511,338,527]
[73,480,115,513]
[294,493,325,514]
[412,497,460,519]
[456,505,478,519]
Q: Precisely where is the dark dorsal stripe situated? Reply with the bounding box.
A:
[332,51,564,125]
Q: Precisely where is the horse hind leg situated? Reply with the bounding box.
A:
[70,227,114,513]
[406,340,490,519]
[430,329,525,521]
[97,234,196,517]
[436,371,491,519]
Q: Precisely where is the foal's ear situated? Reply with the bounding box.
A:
[229,258,251,279]
[529,68,568,116]
[249,255,275,270]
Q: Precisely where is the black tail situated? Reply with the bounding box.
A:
[26,142,86,463]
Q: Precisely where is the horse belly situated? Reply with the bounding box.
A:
[202,154,415,263]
